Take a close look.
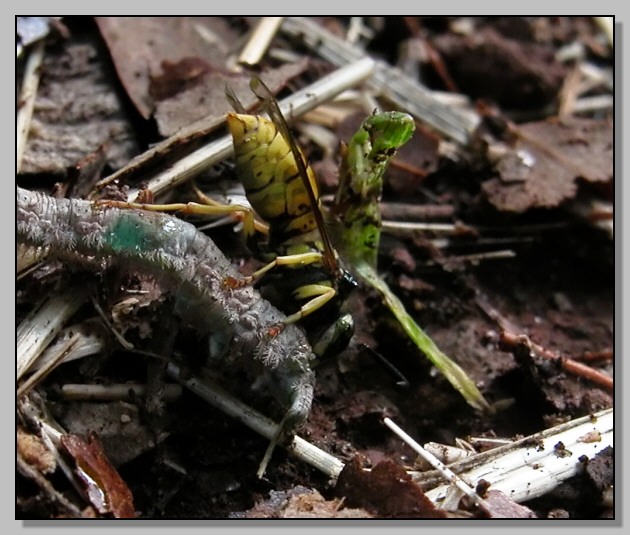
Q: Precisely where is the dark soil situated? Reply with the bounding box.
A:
[16,16,614,520]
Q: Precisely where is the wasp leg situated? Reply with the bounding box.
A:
[191,185,269,235]
[226,251,324,288]
[265,284,335,337]
[283,283,337,324]
[263,283,338,337]
[98,199,261,237]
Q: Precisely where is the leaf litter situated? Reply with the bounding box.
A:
[16,16,614,520]
[481,116,613,212]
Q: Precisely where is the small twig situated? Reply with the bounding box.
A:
[420,408,613,507]
[61,383,182,402]
[18,333,82,398]
[571,199,613,238]
[17,453,84,518]
[321,197,455,221]
[90,296,134,351]
[17,290,89,380]
[124,57,375,201]
[476,296,613,391]
[579,348,613,362]
[360,343,409,388]
[557,65,582,119]
[17,40,45,172]
[500,331,613,391]
[238,17,284,67]
[380,202,455,221]
[403,17,459,93]
[166,362,345,480]
[388,157,430,179]
[466,437,513,448]
[383,417,486,508]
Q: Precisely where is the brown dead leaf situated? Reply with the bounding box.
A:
[61,432,136,518]
[95,17,241,119]
[483,117,613,212]
[153,59,309,137]
[243,486,372,518]
[584,446,613,494]
[96,60,309,188]
[477,489,537,518]
[433,26,566,108]
[149,57,213,102]
[60,401,168,467]
[335,457,447,518]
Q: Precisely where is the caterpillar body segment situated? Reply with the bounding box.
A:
[16,186,316,433]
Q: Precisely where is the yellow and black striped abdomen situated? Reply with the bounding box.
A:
[227,112,320,243]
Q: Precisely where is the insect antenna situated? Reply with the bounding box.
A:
[225,85,248,114]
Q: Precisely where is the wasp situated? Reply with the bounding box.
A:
[223,77,357,359]
[97,77,356,358]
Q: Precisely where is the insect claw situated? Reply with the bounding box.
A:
[223,275,246,288]
[267,324,284,337]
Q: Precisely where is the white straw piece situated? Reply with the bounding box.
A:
[166,362,345,479]
[383,417,485,508]
[128,57,375,201]
[17,290,88,380]
[238,17,284,66]
[423,408,613,507]
[29,322,109,372]
[17,40,45,172]
[61,383,182,402]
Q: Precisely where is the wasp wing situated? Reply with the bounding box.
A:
[248,76,339,275]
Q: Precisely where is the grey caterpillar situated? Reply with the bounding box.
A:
[16,186,315,433]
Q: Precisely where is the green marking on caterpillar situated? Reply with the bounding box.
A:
[105,212,166,253]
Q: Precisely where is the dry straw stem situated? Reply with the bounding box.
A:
[61,383,182,402]
[417,408,613,509]
[238,17,284,67]
[17,332,82,398]
[281,17,479,145]
[168,360,611,510]
[17,40,45,172]
[166,362,345,479]
[17,290,89,381]
[124,57,375,201]
[29,322,110,373]
[385,417,486,508]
